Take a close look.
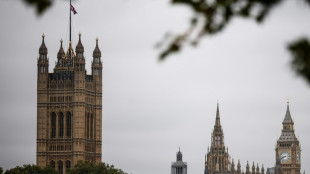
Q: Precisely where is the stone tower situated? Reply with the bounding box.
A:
[36,34,102,174]
[205,103,230,174]
[275,101,301,174]
[171,148,187,174]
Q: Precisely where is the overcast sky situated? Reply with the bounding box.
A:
[0,0,309,174]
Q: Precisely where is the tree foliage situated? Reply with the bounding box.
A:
[20,0,310,84]
[3,164,57,174]
[67,161,128,174]
[22,0,52,15]
[288,38,310,83]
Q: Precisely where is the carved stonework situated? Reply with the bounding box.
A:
[37,34,102,174]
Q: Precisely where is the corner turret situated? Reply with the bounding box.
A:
[56,39,65,67]
[38,34,49,75]
[75,32,84,59]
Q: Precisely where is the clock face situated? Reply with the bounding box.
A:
[280,151,290,162]
[297,152,300,162]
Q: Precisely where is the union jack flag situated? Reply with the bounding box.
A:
[70,4,77,14]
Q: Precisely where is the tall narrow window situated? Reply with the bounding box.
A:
[86,114,89,138]
[58,161,63,174]
[50,161,55,169]
[51,113,56,138]
[59,112,64,137]
[66,160,71,171]
[90,114,94,139]
[66,112,72,137]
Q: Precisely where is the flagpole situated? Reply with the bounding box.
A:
[69,0,71,42]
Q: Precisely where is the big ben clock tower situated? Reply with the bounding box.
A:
[275,101,301,174]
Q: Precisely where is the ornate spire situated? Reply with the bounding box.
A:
[252,162,255,174]
[283,99,294,124]
[215,102,221,126]
[75,32,84,53]
[39,33,47,55]
[237,160,241,174]
[231,158,235,172]
[256,163,259,174]
[261,164,264,174]
[57,39,65,59]
[246,161,250,174]
[93,37,101,58]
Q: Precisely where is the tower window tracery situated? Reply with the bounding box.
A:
[59,112,64,137]
[66,112,72,137]
[51,113,56,138]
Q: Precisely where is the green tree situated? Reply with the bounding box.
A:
[0,167,3,174]
[67,161,128,174]
[4,164,57,174]
[21,0,310,84]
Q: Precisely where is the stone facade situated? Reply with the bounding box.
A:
[36,33,102,174]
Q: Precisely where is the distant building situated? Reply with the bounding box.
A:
[266,167,275,174]
[274,101,301,174]
[204,102,303,174]
[171,148,187,174]
[204,103,265,174]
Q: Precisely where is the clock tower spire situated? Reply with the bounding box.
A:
[275,101,301,174]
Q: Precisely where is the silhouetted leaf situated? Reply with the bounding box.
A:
[288,38,310,84]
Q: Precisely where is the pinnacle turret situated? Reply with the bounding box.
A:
[75,32,84,54]
[237,160,241,174]
[93,37,101,58]
[57,39,65,59]
[231,159,235,172]
[252,162,255,174]
[39,34,47,55]
[246,161,250,174]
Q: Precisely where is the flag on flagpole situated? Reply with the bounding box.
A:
[70,4,77,14]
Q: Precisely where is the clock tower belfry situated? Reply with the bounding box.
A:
[275,101,301,174]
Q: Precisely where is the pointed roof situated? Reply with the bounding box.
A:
[177,147,182,161]
[57,39,65,58]
[231,158,235,167]
[283,100,294,124]
[93,37,101,58]
[215,102,221,126]
[246,161,250,171]
[39,34,47,54]
[75,32,84,53]
[65,41,75,59]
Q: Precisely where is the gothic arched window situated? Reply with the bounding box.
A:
[59,112,64,137]
[58,160,63,174]
[66,112,72,137]
[66,160,71,171]
[50,160,55,169]
[51,113,56,138]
